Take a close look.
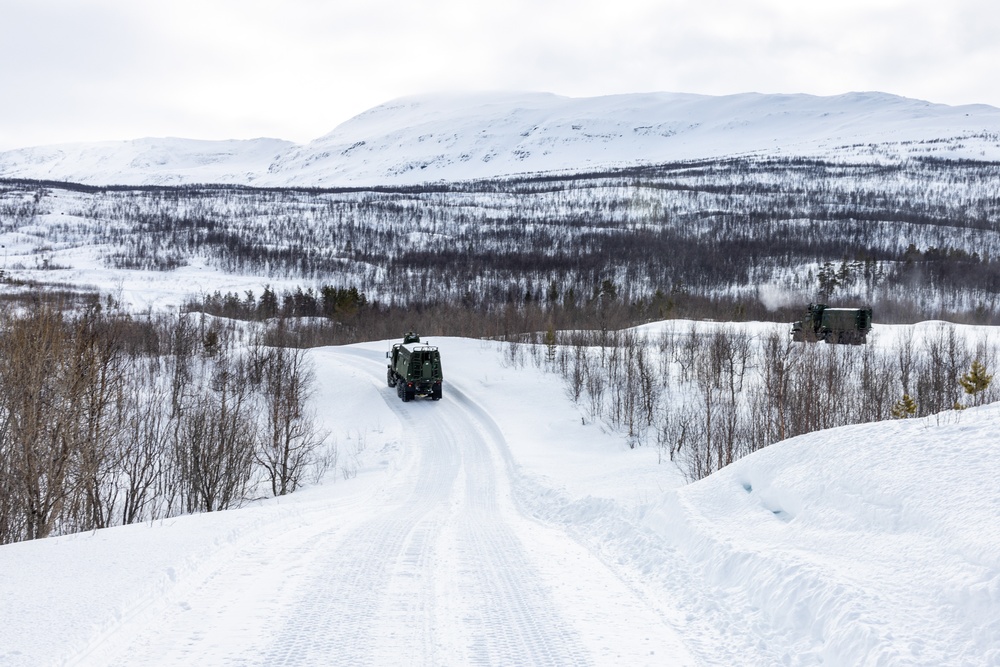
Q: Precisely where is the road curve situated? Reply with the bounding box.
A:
[83,347,696,667]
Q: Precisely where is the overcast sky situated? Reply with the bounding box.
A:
[1,0,997,151]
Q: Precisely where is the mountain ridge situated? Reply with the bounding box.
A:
[2,91,1000,187]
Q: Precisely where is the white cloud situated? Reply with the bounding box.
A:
[1,0,998,151]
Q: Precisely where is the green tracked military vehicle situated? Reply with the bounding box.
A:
[791,303,872,344]
[386,332,443,402]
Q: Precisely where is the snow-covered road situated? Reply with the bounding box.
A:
[7,329,1000,667]
[66,347,696,667]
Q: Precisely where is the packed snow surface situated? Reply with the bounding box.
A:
[2,327,999,666]
[2,91,1000,186]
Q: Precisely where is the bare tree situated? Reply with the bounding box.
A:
[176,350,258,513]
[256,347,328,496]
[117,375,172,524]
[759,330,797,444]
[0,306,77,540]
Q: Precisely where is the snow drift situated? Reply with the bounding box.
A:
[644,404,1000,665]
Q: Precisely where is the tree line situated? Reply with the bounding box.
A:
[4,155,1000,334]
[504,321,997,481]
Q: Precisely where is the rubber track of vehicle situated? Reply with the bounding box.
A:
[254,350,589,665]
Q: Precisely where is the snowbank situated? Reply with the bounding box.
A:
[645,404,1000,665]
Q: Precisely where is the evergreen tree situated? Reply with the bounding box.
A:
[959,360,993,406]
[258,285,278,319]
[544,324,557,363]
[817,261,838,300]
[890,394,917,419]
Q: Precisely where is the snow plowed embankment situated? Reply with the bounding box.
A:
[641,406,1000,666]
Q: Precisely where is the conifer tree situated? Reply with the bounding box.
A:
[959,360,993,406]
[890,394,917,419]
[544,324,557,363]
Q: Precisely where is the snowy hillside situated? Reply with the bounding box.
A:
[2,91,1000,187]
[2,326,999,666]
[0,137,293,187]
[263,91,1000,186]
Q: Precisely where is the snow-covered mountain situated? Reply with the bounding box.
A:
[0,136,295,187]
[264,91,1000,186]
[2,91,1000,187]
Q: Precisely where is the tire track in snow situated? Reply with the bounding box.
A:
[251,394,461,667]
[451,425,589,666]
[82,498,388,667]
[307,348,591,665]
[305,346,696,665]
[75,345,695,666]
[444,379,701,666]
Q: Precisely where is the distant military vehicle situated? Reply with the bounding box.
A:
[386,332,443,401]
[791,303,872,344]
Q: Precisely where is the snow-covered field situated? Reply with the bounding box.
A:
[2,332,998,666]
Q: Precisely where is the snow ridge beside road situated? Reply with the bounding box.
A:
[643,407,1000,666]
